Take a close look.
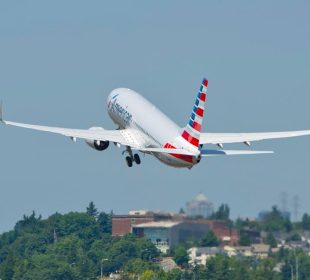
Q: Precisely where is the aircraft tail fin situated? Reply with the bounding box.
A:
[181,78,208,148]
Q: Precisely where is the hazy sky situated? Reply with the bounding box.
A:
[0,1,310,233]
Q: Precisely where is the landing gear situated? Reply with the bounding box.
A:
[123,146,141,167]
[134,154,141,165]
[125,156,133,167]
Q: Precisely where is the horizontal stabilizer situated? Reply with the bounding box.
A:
[136,147,197,156]
[201,149,274,157]
[200,131,310,144]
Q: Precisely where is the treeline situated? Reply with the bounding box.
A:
[2,203,310,279]
[208,203,310,233]
[0,203,160,280]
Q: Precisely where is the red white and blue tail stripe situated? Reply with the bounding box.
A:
[181,78,208,148]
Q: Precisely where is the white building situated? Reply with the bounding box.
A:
[186,193,214,218]
[188,247,224,266]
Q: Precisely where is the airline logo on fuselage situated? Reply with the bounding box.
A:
[109,98,132,125]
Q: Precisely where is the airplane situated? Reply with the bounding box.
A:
[1,78,310,169]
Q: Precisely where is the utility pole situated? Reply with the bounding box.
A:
[289,264,293,280]
[293,195,300,222]
[101,259,108,280]
[53,228,57,244]
[292,248,299,280]
[296,252,299,280]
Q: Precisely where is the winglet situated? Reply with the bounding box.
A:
[0,101,5,124]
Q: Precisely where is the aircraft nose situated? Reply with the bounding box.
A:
[107,91,114,110]
[107,90,117,107]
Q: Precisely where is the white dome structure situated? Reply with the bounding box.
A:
[186,193,214,218]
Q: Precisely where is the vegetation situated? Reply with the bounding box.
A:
[260,206,292,232]
[0,203,159,280]
[239,231,251,246]
[265,232,277,248]
[199,230,220,247]
[1,203,310,279]
[210,204,230,221]
[301,213,310,230]
[172,245,189,267]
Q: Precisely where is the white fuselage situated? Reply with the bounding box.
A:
[107,88,201,168]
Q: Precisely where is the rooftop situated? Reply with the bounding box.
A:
[133,221,181,228]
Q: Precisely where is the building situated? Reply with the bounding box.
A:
[132,221,211,253]
[112,211,155,236]
[159,257,178,272]
[252,244,271,258]
[224,246,253,258]
[188,247,225,266]
[223,245,271,259]
[186,193,214,218]
[192,220,239,246]
[113,211,239,251]
[112,211,183,237]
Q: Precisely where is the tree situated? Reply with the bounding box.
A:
[14,211,43,234]
[235,217,261,231]
[200,230,220,247]
[239,231,251,246]
[214,255,232,280]
[86,202,98,218]
[230,257,251,280]
[166,268,183,280]
[193,265,207,280]
[261,206,292,232]
[57,212,101,245]
[123,259,156,275]
[136,238,159,261]
[301,213,310,230]
[286,233,301,242]
[97,211,112,234]
[12,253,83,280]
[265,232,277,248]
[211,204,230,221]
[0,251,16,280]
[173,245,189,267]
[250,258,280,280]
[140,270,156,280]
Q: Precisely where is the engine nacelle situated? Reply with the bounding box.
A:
[85,127,110,151]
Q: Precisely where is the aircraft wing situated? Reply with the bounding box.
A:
[2,119,135,146]
[0,102,197,157]
[200,131,310,145]
[1,120,198,155]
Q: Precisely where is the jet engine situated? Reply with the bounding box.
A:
[85,127,110,151]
